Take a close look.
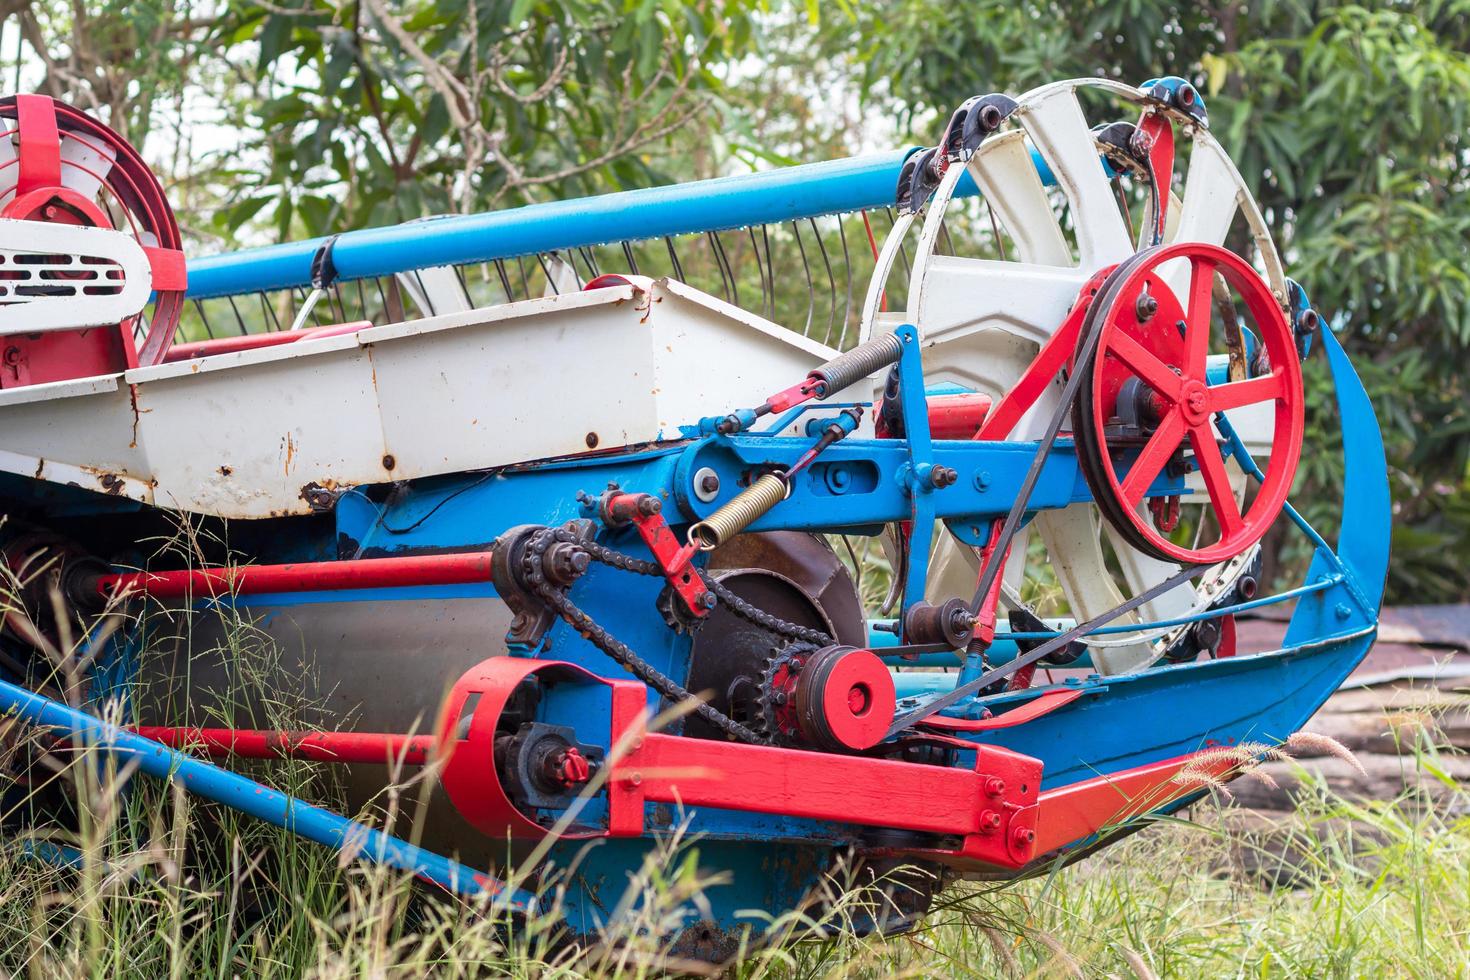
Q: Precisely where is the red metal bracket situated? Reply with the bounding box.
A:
[14,94,60,196]
[764,377,821,415]
[606,680,1044,868]
[606,492,709,619]
[917,687,1084,733]
[1135,111,1175,245]
[976,268,1112,441]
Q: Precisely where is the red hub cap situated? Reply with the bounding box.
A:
[1072,243,1305,565]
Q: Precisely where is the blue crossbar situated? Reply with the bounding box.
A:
[185,146,990,300]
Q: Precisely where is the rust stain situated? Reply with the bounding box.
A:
[97,472,124,495]
[127,383,143,448]
[283,433,296,475]
[219,465,233,477]
[33,458,43,479]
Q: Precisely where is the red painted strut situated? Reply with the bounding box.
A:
[95,551,496,600]
[132,727,438,765]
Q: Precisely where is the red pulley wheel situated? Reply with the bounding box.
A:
[1072,243,1304,565]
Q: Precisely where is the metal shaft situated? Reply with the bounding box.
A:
[131,727,438,765]
[95,551,496,600]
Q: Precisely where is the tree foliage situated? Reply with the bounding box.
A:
[209,0,762,238]
[5,1,1466,600]
[817,0,1470,601]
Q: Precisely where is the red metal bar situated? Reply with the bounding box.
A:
[608,492,708,619]
[131,727,437,765]
[927,393,993,440]
[95,551,496,600]
[163,321,370,362]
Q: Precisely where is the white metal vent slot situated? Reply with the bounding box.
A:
[0,252,126,303]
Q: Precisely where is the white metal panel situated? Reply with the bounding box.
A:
[60,132,115,201]
[0,279,837,518]
[969,131,1071,267]
[0,220,153,334]
[1017,87,1132,269]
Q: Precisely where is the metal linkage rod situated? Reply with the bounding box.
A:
[886,563,1203,739]
[132,727,438,765]
[0,677,535,910]
[94,551,496,600]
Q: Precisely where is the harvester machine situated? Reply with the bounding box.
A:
[0,77,1387,960]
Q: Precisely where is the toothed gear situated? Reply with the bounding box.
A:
[754,642,817,743]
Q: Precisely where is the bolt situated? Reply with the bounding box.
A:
[543,543,590,585]
[984,776,1007,797]
[699,591,717,609]
[1334,602,1352,621]
[585,431,600,449]
[978,102,1003,131]
[771,691,788,706]
[974,470,992,492]
[305,486,335,510]
[381,454,396,470]
[979,809,1003,833]
[637,495,661,516]
[2,347,20,366]
[1012,826,1036,848]
[931,465,958,489]
[1135,290,1159,322]
[629,773,642,787]
[548,746,591,787]
[698,470,720,496]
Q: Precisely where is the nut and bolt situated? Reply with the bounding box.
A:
[698,591,717,610]
[543,542,591,585]
[1135,290,1159,321]
[637,495,661,516]
[979,809,1003,832]
[930,465,958,489]
[693,467,722,502]
[978,102,1003,131]
[1012,826,1036,848]
[304,485,337,510]
[983,776,1007,797]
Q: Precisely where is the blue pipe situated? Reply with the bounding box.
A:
[186,147,986,300]
[182,134,1114,303]
[0,678,538,913]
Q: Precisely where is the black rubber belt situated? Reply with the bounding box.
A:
[965,247,1160,621]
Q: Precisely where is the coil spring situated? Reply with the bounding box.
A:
[688,472,788,550]
[809,332,903,396]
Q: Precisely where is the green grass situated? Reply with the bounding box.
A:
[2,533,1467,977]
[0,710,1465,977]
